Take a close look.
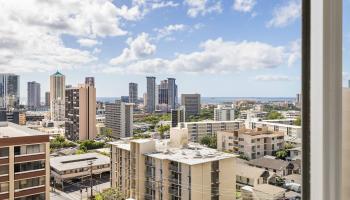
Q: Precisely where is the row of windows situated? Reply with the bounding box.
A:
[15,176,45,190]
[14,160,45,173]
[15,193,45,200]
[14,144,45,156]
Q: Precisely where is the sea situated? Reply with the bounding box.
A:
[97,97,296,104]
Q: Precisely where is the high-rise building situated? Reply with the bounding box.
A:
[0,73,20,109]
[214,105,235,121]
[65,83,96,141]
[296,93,302,109]
[181,93,201,120]
[158,80,168,104]
[146,76,156,113]
[50,71,65,121]
[105,100,133,139]
[110,129,236,200]
[85,77,95,87]
[167,78,177,110]
[129,82,138,103]
[27,81,41,109]
[171,106,185,127]
[0,122,50,200]
[121,96,129,103]
[45,91,50,107]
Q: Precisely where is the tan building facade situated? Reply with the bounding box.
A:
[217,127,284,160]
[0,122,50,200]
[110,134,236,200]
[50,71,65,121]
[65,83,96,141]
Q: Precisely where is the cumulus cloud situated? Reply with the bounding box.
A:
[0,0,128,72]
[184,0,222,18]
[109,33,156,65]
[254,75,294,81]
[233,0,257,12]
[77,38,101,47]
[154,24,187,40]
[267,0,301,28]
[287,39,301,66]
[103,38,295,74]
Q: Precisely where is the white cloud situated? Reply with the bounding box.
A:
[154,24,187,40]
[287,39,301,66]
[267,0,301,28]
[233,0,257,13]
[184,0,222,18]
[116,0,179,21]
[109,33,156,65]
[77,38,101,47]
[254,75,294,81]
[104,38,293,74]
[0,0,127,72]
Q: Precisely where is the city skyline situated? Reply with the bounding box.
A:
[1,0,349,99]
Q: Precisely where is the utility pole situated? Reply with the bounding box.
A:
[88,160,94,199]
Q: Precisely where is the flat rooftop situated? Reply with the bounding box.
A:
[0,122,46,138]
[111,139,237,165]
[50,153,110,171]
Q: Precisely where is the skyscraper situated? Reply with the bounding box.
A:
[27,81,41,109]
[0,73,20,109]
[85,77,95,87]
[158,80,168,104]
[65,83,96,141]
[171,106,185,127]
[181,94,201,120]
[45,91,50,107]
[50,71,65,121]
[146,76,156,113]
[129,82,138,103]
[105,100,133,139]
[168,78,177,110]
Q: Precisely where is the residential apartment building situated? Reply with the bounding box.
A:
[110,129,236,200]
[27,81,41,110]
[0,122,50,200]
[170,106,185,127]
[45,92,50,107]
[50,71,65,121]
[181,94,201,120]
[85,77,95,87]
[249,121,301,139]
[146,77,156,113]
[217,127,285,160]
[179,120,243,142]
[214,105,235,121]
[0,73,20,109]
[65,83,96,141]
[129,82,138,104]
[235,162,270,190]
[105,100,133,139]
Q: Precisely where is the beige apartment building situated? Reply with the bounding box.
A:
[217,127,284,160]
[179,120,243,142]
[110,128,236,200]
[50,71,65,121]
[65,83,96,141]
[0,122,50,200]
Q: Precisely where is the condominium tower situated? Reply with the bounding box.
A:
[0,73,20,109]
[50,71,65,121]
[146,77,156,113]
[110,129,236,200]
[45,91,50,107]
[27,81,41,109]
[214,105,235,121]
[105,100,133,139]
[129,82,138,104]
[171,106,185,127]
[0,122,50,200]
[65,83,96,141]
[181,94,201,120]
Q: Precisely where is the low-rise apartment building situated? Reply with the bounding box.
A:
[50,153,110,189]
[110,130,236,200]
[249,121,301,139]
[217,127,284,160]
[0,122,50,200]
[179,120,243,142]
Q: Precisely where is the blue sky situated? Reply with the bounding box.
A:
[1,0,347,100]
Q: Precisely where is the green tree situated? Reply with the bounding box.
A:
[238,154,249,161]
[276,149,288,160]
[267,111,284,120]
[294,116,301,126]
[157,124,170,138]
[94,188,125,200]
[200,135,217,149]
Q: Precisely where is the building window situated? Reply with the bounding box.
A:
[15,193,45,200]
[0,182,9,193]
[14,176,45,190]
[0,165,9,175]
[0,147,9,157]
[14,160,45,173]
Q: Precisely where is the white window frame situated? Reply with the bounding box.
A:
[308,0,342,199]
